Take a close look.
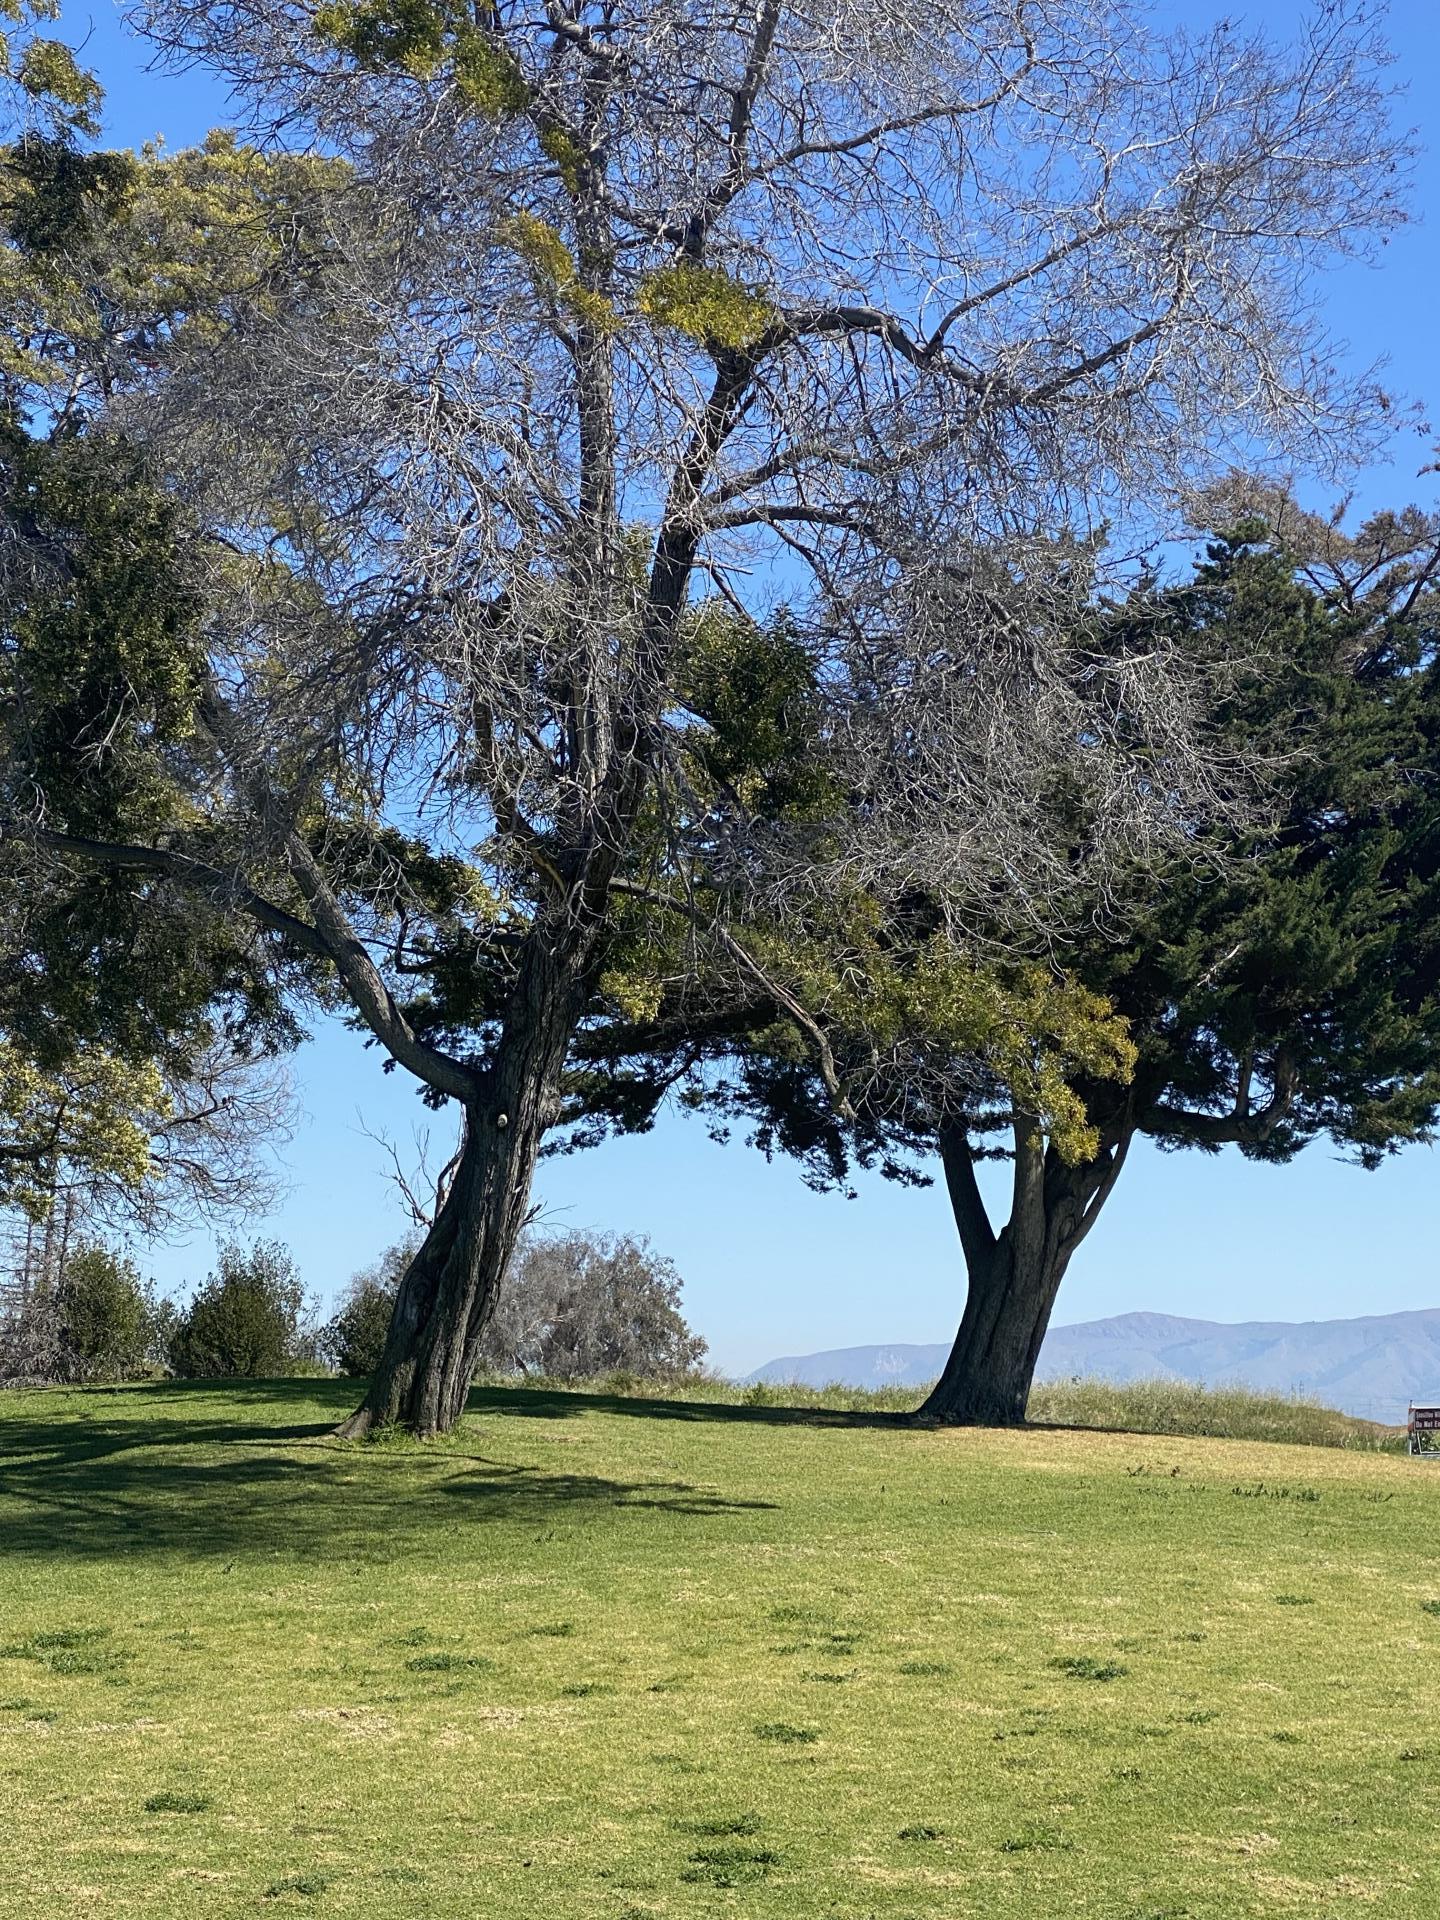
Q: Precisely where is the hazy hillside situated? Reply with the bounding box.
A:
[748,1307,1440,1422]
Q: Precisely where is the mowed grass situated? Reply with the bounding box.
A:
[1,1378,1438,1917]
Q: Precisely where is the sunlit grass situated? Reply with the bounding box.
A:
[1,1375,1436,1916]
[1025,1374,1405,1451]
[479,1364,1408,1451]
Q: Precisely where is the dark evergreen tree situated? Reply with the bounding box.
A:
[594,512,1440,1424]
[903,514,1440,1425]
[169,1240,315,1378]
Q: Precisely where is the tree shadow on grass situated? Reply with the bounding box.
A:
[0,1379,785,1563]
[464,1382,910,1432]
[5,1373,910,1436]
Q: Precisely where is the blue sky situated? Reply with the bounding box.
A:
[51,0,1440,1374]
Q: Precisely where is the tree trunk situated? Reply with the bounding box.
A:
[915,1114,1131,1427]
[916,1224,1074,1425]
[337,939,585,1439]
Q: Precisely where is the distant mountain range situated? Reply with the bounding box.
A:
[746,1308,1440,1424]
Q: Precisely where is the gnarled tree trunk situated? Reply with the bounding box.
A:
[337,937,587,1439]
[918,1230,1073,1426]
[916,1114,1132,1426]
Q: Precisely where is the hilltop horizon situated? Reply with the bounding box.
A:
[747,1305,1440,1424]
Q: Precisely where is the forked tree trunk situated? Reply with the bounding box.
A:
[337,940,586,1439]
[916,1115,1132,1427]
[917,1227,1075,1425]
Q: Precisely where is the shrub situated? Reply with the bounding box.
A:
[319,1237,416,1377]
[56,1242,163,1382]
[0,1239,169,1385]
[168,1240,315,1378]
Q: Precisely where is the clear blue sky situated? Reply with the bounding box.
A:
[55,0,1440,1372]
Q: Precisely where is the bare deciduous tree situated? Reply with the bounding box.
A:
[9,0,1408,1430]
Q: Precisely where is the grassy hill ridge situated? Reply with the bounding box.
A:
[748,1306,1440,1422]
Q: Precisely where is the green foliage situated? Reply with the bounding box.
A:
[573,596,1141,1176]
[677,607,837,822]
[655,905,1134,1173]
[637,263,775,351]
[1,3,102,139]
[1,134,134,254]
[320,1239,415,1377]
[0,417,203,840]
[1100,524,1440,1168]
[313,0,530,117]
[497,210,615,328]
[312,0,447,74]
[0,418,300,1212]
[662,516,1440,1222]
[321,1277,394,1378]
[55,1240,165,1381]
[449,26,529,116]
[0,1043,164,1217]
[168,1240,315,1379]
[537,124,582,190]
[1,134,322,1218]
[2,129,353,410]
[14,38,99,131]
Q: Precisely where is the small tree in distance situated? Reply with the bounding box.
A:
[482,1232,708,1382]
[321,1239,420,1379]
[322,1229,706,1383]
[169,1240,316,1379]
[56,1242,166,1381]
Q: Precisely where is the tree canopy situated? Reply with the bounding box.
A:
[658,508,1440,1421]
[1,0,1414,1431]
[1,287,299,1229]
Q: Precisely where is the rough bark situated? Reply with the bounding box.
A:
[916,1114,1132,1426]
[337,935,587,1438]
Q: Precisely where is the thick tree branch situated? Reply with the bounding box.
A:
[283,833,481,1103]
[570,997,777,1063]
[18,824,480,1103]
[938,1123,997,1270]
[1056,1118,1136,1264]
[1142,1053,1298,1147]
[21,826,334,959]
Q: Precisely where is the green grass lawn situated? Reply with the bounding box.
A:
[2,1378,1438,1917]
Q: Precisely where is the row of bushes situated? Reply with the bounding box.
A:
[10,1227,709,1387]
[10,1241,1403,1451]
[0,1239,320,1385]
